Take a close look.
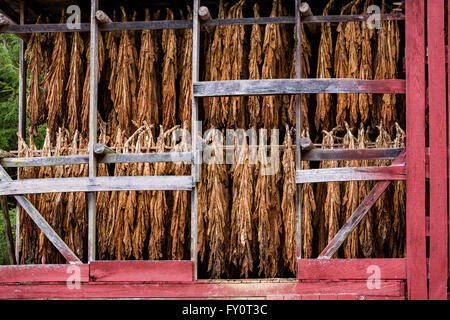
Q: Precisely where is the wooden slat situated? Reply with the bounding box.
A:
[405,0,428,300]
[193,79,406,97]
[302,148,403,161]
[88,0,99,263]
[0,14,405,35]
[0,176,194,195]
[191,0,200,281]
[0,152,193,168]
[102,152,192,165]
[317,152,406,258]
[0,280,404,299]
[428,0,448,300]
[295,0,302,260]
[297,259,407,280]
[0,165,81,264]
[16,0,26,264]
[1,155,89,168]
[90,261,193,282]
[0,265,89,283]
[296,165,406,183]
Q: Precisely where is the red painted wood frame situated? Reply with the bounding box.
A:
[428,0,448,300]
[405,0,428,300]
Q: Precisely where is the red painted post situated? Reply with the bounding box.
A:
[428,0,448,300]
[405,0,428,300]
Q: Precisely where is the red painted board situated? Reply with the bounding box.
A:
[89,261,193,282]
[405,0,428,300]
[0,280,404,300]
[428,0,448,300]
[297,259,406,280]
[0,264,89,283]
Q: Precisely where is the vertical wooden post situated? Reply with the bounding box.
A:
[88,0,99,262]
[191,0,200,280]
[191,0,201,280]
[405,0,427,300]
[428,0,448,300]
[294,0,302,261]
[16,0,26,264]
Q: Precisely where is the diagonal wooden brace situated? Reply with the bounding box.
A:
[0,165,81,264]
[318,151,406,259]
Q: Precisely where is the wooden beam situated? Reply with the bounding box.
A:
[0,165,81,264]
[428,0,448,300]
[89,261,193,282]
[0,176,195,195]
[198,6,212,21]
[405,0,427,300]
[1,196,16,265]
[0,264,89,283]
[295,0,303,261]
[299,138,314,151]
[88,0,99,262]
[0,280,404,299]
[193,79,406,97]
[0,0,19,23]
[191,0,201,281]
[0,13,14,25]
[0,152,193,168]
[302,148,404,161]
[93,143,115,156]
[317,152,405,259]
[95,10,112,24]
[299,2,318,34]
[297,259,407,280]
[16,0,25,265]
[296,165,406,184]
[0,14,406,35]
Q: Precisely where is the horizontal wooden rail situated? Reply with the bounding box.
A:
[0,176,194,196]
[193,79,406,97]
[297,259,407,280]
[0,264,89,283]
[0,152,193,168]
[296,165,406,183]
[0,14,405,35]
[90,261,193,282]
[301,148,404,161]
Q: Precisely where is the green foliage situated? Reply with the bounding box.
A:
[0,207,16,265]
[0,34,19,152]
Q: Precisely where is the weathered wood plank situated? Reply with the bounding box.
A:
[88,0,99,263]
[0,176,195,195]
[302,148,404,161]
[297,259,407,280]
[16,0,26,264]
[0,152,193,167]
[0,264,89,283]
[90,261,193,282]
[428,0,448,300]
[102,152,192,164]
[0,165,81,264]
[1,155,89,167]
[295,0,302,260]
[296,165,406,183]
[405,0,428,300]
[0,280,404,299]
[93,143,115,155]
[317,152,406,258]
[0,14,405,35]
[191,0,200,281]
[193,79,406,97]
